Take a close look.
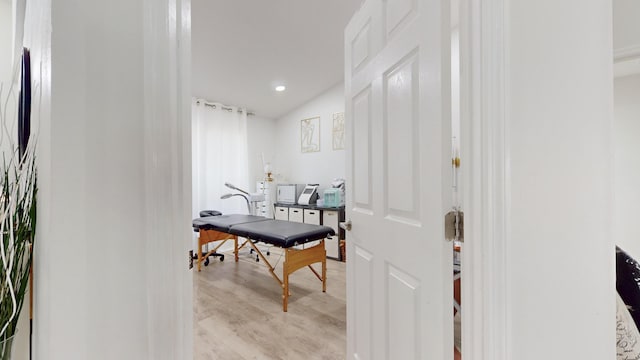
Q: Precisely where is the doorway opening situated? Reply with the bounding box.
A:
[189,2,359,358]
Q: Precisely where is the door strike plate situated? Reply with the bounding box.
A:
[445,210,464,242]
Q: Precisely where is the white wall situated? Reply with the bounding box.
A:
[274,83,345,194]
[0,0,17,156]
[0,0,12,85]
[613,0,640,51]
[24,0,192,359]
[247,115,277,187]
[613,0,640,78]
[506,1,614,359]
[614,74,640,260]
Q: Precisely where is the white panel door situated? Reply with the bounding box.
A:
[345,0,452,359]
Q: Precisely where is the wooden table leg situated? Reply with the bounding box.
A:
[234,235,238,262]
[283,264,289,312]
[197,236,203,272]
[322,247,327,293]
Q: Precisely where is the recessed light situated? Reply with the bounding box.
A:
[275,85,286,92]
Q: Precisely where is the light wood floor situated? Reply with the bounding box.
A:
[194,246,346,360]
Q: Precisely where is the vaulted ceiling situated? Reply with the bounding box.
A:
[191,0,640,118]
[191,0,362,119]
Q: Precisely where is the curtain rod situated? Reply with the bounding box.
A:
[196,99,255,116]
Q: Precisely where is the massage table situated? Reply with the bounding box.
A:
[192,214,335,312]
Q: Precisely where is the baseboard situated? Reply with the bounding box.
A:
[614,45,640,62]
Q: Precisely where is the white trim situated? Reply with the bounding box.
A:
[461,0,510,358]
[142,0,193,358]
[178,1,194,359]
[614,45,640,63]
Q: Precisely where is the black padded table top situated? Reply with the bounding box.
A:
[228,219,335,248]
[192,214,268,232]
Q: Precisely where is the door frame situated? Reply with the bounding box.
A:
[459,0,510,358]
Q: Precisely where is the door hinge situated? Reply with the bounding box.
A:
[445,209,464,242]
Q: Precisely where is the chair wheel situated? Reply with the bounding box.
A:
[250,249,254,254]
[267,251,270,256]
[255,255,259,262]
[204,259,209,266]
[220,255,224,262]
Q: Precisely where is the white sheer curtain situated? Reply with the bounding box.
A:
[192,99,249,217]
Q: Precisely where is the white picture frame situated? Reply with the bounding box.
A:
[332,112,345,150]
[301,116,320,153]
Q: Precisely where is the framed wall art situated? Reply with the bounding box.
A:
[301,116,320,153]
[332,112,345,150]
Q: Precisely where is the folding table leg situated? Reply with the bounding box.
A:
[283,271,289,312]
[322,255,326,293]
[197,237,203,272]
[234,235,238,262]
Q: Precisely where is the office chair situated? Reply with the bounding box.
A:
[193,210,225,266]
